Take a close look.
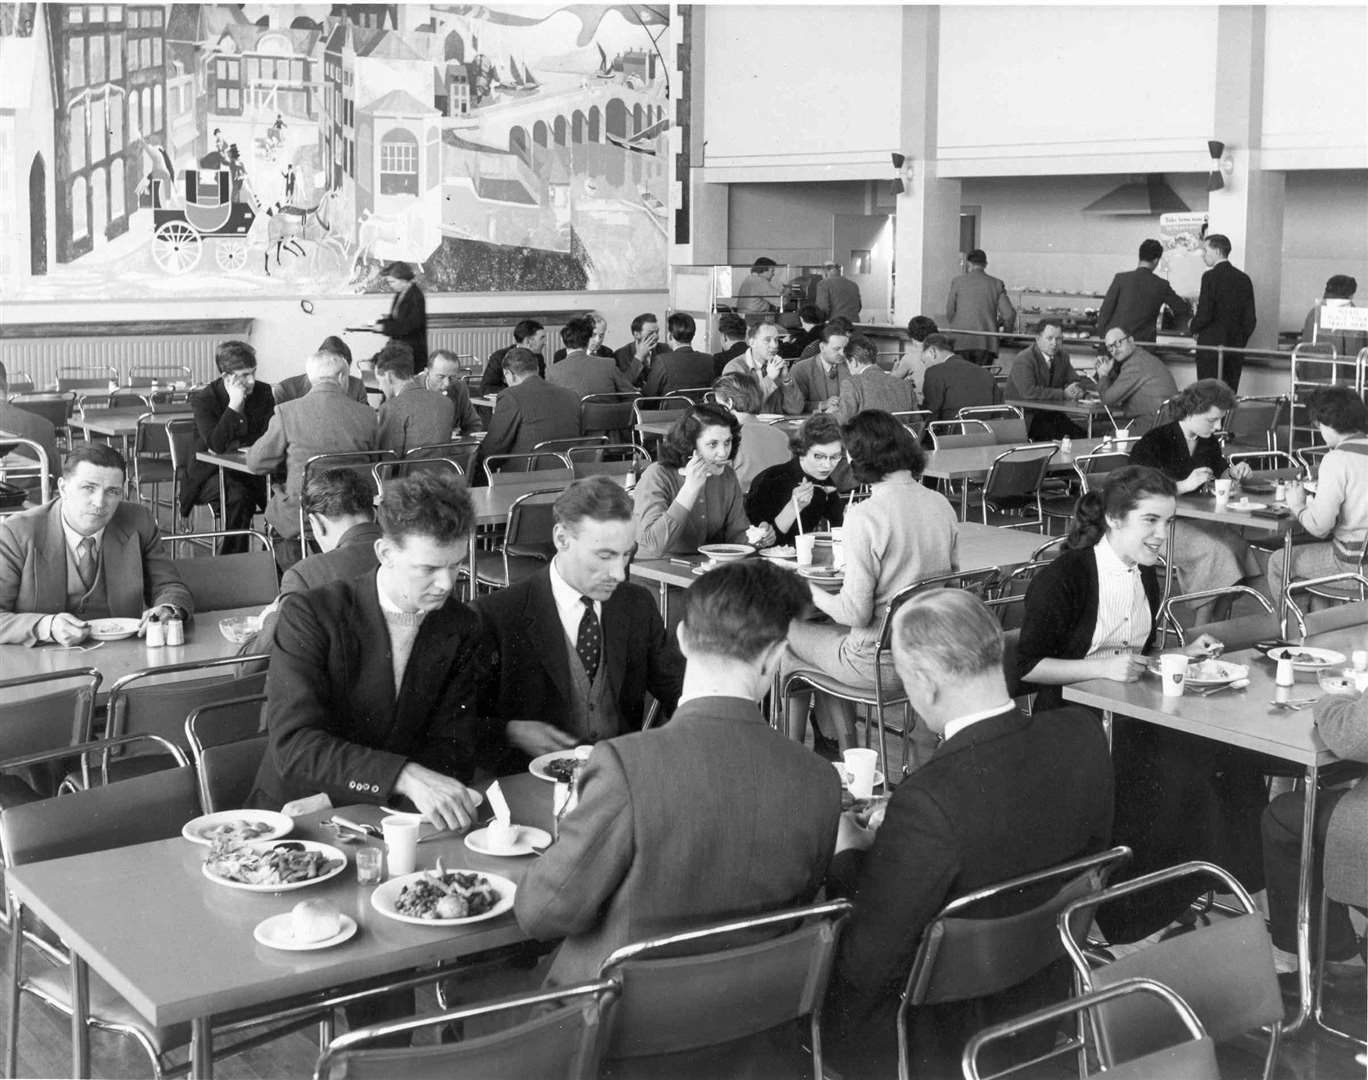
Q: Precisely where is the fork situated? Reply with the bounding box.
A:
[1269,698,1316,711]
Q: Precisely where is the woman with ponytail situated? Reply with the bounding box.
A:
[1018,465,1268,942]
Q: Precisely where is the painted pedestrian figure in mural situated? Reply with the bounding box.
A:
[283,163,298,205]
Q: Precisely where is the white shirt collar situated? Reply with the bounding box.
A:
[549,557,601,638]
[1095,535,1136,577]
[59,511,106,558]
[941,702,1015,745]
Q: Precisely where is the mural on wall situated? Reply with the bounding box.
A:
[0,2,671,300]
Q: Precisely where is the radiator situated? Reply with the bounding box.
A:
[0,322,245,390]
[429,322,567,365]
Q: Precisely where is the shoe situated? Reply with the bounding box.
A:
[812,731,841,762]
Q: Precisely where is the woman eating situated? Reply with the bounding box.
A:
[745,414,847,545]
[1129,378,1261,614]
[782,410,958,759]
[632,403,775,559]
[1017,465,1267,941]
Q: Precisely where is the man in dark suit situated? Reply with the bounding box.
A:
[181,340,274,551]
[712,312,749,379]
[1097,238,1192,343]
[552,312,615,365]
[422,350,484,436]
[613,311,670,386]
[945,249,1016,365]
[816,260,862,323]
[919,332,997,421]
[547,314,636,399]
[251,471,486,827]
[373,260,427,373]
[476,477,684,771]
[825,590,1114,1079]
[374,343,457,457]
[472,348,581,479]
[515,558,841,1000]
[479,319,546,393]
[641,312,715,398]
[1006,318,1088,440]
[0,443,193,645]
[1190,233,1256,390]
[789,321,850,412]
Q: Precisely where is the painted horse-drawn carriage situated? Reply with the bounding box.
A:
[149,167,257,274]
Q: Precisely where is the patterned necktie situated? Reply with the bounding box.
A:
[76,536,97,591]
[576,596,601,681]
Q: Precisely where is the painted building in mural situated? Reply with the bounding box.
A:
[0,2,673,299]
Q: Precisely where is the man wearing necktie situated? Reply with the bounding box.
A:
[789,323,852,413]
[475,476,685,771]
[0,442,193,645]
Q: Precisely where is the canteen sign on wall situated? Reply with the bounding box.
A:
[0,3,671,300]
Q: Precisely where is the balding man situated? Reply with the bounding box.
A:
[1095,328,1178,434]
[247,350,378,548]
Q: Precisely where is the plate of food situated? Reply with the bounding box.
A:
[202,839,346,892]
[797,565,844,582]
[87,617,141,641]
[1224,499,1267,513]
[1144,658,1249,687]
[760,546,797,559]
[697,543,754,563]
[370,864,516,926]
[529,750,589,783]
[1267,646,1346,671]
[254,900,357,952]
[183,810,293,847]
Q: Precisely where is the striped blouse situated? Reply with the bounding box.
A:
[1086,536,1152,657]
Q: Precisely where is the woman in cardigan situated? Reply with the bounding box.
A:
[782,410,958,759]
[1018,465,1267,942]
[632,403,774,559]
[1128,378,1260,617]
[745,413,847,545]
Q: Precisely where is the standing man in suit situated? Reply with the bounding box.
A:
[1190,233,1256,390]
[0,443,193,645]
[374,343,456,457]
[789,322,851,413]
[1097,238,1192,343]
[835,335,918,424]
[476,477,684,771]
[423,350,483,436]
[182,340,275,553]
[473,348,581,478]
[480,319,546,393]
[1006,318,1088,440]
[641,312,715,398]
[613,312,670,387]
[945,249,1016,366]
[246,350,377,557]
[515,558,840,997]
[374,261,428,373]
[1095,327,1178,434]
[825,590,1113,1078]
[816,260,862,323]
[547,315,637,399]
[920,332,997,421]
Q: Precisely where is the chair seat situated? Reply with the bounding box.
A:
[136,461,176,485]
[784,666,905,708]
[472,551,547,589]
[0,775,43,810]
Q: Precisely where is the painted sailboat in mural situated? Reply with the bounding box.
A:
[595,42,615,80]
[505,55,540,92]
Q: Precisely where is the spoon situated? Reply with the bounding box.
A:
[1197,678,1249,697]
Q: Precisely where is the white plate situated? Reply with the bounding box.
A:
[832,761,886,789]
[756,414,785,422]
[464,825,552,857]
[810,533,835,546]
[370,870,517,926]
[797,566,844,581]
[253,912,357,951]
[760,546,797,559]
[697,543,754,562]
[202,840,347,893]
[1144,658,1249,687]
[182,810,293,847]
[529,752,582,783]
[87,617,141,641]
[1224,499,1267,512]
[1268,646,1346,671]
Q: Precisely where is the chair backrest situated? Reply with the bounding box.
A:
[1295,443,1332,479]
[483,452,573,488]
[134,412,173,462]
[10,393,75,431]
[110,389,156,410]
[0,734,197,869]
[503,489,562,562]
[405,438,483,476]
[56,366,117,392]
[1227,449,1304,482]
[167,530,278,608]
[596,899,851,1063]
[988,561,1053,633]
[1160,585,1275,647]
[533,435,609,457]
[126,365,192,388]
[165,415,198,473]
[185,694,268,813]
[580,392,639,436]
[960,977,1217,1080]
[567,443,652,480]
[4,372,35,396]
[632,396,691,426]
[1225,396,1287,450]
[299,450,395,545]
[1072,449,1131,493]
[1058,861,1283,1071]
[1283,574,1368,639]
[891,410,932,439]
[1030,535,1067,562]
[0,436,53,504]
[0,668,100,768]
[982,444,1057,510]
[373,458,462,495]
[879,567,1004,652]
[928,419,996,450]
[103,656,271,752]
[315,980,618,1080]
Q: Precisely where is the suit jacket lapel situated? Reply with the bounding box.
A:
[35,503,68,614]
[102,511,141,614]
[601,586,627,702]
[525,571,574,701]
[356,574,399,726]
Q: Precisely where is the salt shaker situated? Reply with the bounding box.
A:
[164,612,185,646]
[1275,657,1295,687]
[144,614,164,648]
[1060,436,1073,456]
[1274,480,1287,502]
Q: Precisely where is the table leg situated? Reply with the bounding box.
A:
[70,952,90,1079]
[1280,761,1320,1035]
[216,465,229,545]
[1278,531,1295,637]
[190,1016,214,1079]
[465,532,476,603]
[657,579,668,618]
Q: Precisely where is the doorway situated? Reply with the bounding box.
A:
[833,213,892,321]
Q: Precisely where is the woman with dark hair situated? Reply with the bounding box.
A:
[1018,465,1266,942]
[1129,378,1259,611]
[1275,385,1368,597]
[374,260,427,372]
[782,410,958,755]
[745,414,847,544]
[632,404,774,558]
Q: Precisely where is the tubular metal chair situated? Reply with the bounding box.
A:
[972,444,1058,530]
[928,419,995,451]
[3,371,35,397]
[567,442,651,480]
[298,450,395,552]
[471,489,561,593]
[1295,443,1332,480]
[580,391,639,438]
[596,899,852,1080]
[533,434,609,458]
[131,413,177,516]
[958,405,1028,444]
[1283,573,1368,638]
[1041,447,1130,531]
[405,438,483,477]
[166,530,278,610]
[10,393,76,448]
[673,386,712,404]
[960,977,1218,1080]
[1227,450,1305,491]
[1058,861,1284,1080]
[1030,535,1067,562]
[632,395,691,451]
[482,451,573,489]
[896,846,1132,1080]
[56,366,118,393]
[1224,395,1290,454]
[373,457,462,496]
[1162,585,1276,648]
[891,409,931,440]
[184,694,268,813]
[315,980,618,1080]
[126,365,193,389]
[0,436,53,506]
[163,417,211,533]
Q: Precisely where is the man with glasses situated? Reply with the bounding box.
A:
[1095,328,1177,434]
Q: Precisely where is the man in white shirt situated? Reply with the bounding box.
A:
[720,321,803,414]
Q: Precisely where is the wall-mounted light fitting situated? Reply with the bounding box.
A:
[890,152,913,196]
[1206,140,1235,192]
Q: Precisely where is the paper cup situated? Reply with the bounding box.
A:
[795,534,816,566]
[842,748,878,800]
[1214,478,1233,506]
[1159,653,1188,697]
[831,542,846,570]
[380,817,420,877]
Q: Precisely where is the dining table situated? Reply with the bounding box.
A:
[1004,396,1111,437]
[1063,626,1362,1037]
[5,774,552,1079]
[194,449,258,534]
[922,435,1117,519]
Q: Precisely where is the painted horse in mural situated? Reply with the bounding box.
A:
[261,189,340,274]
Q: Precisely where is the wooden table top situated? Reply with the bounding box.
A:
[5,776,550,1029]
